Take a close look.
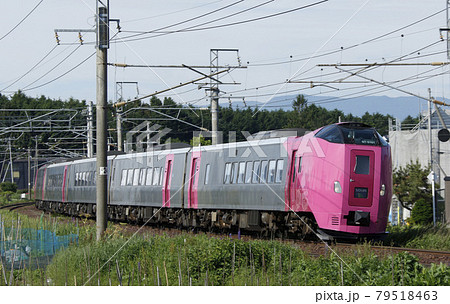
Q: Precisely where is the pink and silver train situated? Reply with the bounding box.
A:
[34,122,392,240]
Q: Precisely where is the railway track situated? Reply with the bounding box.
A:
[0,202,35,212]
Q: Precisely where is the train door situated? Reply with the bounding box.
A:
[162,158,173,207]
[288,150,301,210]
[188,157,200,208]
[62,165,68,202]
[348,150,374,207]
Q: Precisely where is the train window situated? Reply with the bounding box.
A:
[224,163,231,184]
[127,169,134,186]
[315,125,343,144]
[355,155,370,175]
[153,167,160,186]
[260,160,268,183]
[252,161,261,183]
[120,170,127,186]
[245,161,252,184]
[268,160,276,183]
[86,172,91,186]
[237,162,246,184]
[75,172,79,186]
[139,168,146,186]
[298,157,302,173]
[231,162,239,184]
[204,164,211,185]
[275,159,284,183]
[159,167,164,185]
[133,168,140,186]
[82,172,87,186]
[341,127,379,146]
[145,168,153,186]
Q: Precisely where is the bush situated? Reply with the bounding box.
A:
[0,182,17,193]
[411,198,433,225]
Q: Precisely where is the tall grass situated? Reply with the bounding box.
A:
[385,224,450,251]
[44,234,450,286]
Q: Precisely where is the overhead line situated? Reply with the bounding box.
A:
[0,0,45,41]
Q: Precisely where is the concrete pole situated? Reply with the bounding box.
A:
[211,88,219,145]
[96,5,108,241]
[87,101,94,158]
[116,107,123,151]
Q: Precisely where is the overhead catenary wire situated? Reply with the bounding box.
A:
[113,0,329,43]
[0,0,45,41]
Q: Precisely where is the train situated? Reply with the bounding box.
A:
[34,122,392,241]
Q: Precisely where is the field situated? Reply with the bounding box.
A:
[0,205,449,286]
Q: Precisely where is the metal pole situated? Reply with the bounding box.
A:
[428,88,432,168]
[8,139,13,183]
[117,107,123,151]
[27,148,31,199]
[96,4,108,241]
[87,101,94,158]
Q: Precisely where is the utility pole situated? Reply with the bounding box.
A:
[209,49,241,145]
[96,2,109,241]
[428,88,437,227]
[27,148,31,199]
[115,81,138,152]
[87,101,94,158]
[8,138,13,183]
[116,107,123,151]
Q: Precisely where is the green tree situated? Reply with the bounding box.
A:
[393,160,431,211]
[410,198,433,225]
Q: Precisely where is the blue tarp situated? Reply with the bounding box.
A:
[0,227,78,269]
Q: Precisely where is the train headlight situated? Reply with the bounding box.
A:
[334,181,342,193]
[380,184,386,196]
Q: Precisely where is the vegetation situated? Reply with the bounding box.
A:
[1,208,449,286]
[393,160,431,211]
[410,199,433,225]
[385,225,450,251]
[0,182,17,193]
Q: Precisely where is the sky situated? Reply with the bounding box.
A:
[0,0,448,113]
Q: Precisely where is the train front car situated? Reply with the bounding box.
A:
[286,122,392,241]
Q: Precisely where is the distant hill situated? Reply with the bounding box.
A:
[221,94,439,121]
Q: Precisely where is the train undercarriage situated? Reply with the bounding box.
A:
[35,200,317,239]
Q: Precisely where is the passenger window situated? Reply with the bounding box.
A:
[127,169,134,186]
[260,160,268,183]
[244,162,252,184]
[268,160,276,183]
[159,167,164,185]
[231,162,239,184]
[252,161,261,183]
[139,168,146,185]
[298,157,302,173]
[204,164,211,185]
[224,163,231,184]
[275,159,284,183]
[133,168,140,186]
[153,167,160,186]
[237,162,246,184]
[355,155,370,175]
[145,168,153,186]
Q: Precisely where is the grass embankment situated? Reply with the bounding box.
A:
[1,207,449,286]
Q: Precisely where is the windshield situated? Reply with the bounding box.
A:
[315,124,386,146]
